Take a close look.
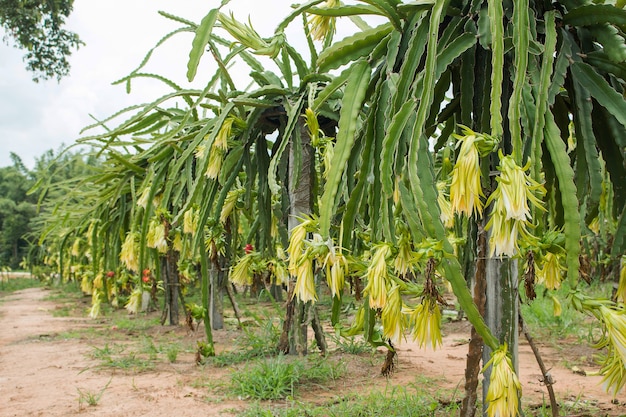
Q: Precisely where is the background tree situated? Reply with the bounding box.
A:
[0,0,83,81]
[0,153,37,269]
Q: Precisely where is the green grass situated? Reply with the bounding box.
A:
[211,317,281,367]
[236,384,460,417]
[230,355,345,401]
[88,343,154,372]
[77,378,112,409]
[520,281,610,345]
[0,276,44,293]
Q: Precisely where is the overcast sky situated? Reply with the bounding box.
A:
[0,1,316,169]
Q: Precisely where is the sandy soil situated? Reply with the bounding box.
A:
[0,287,624,416]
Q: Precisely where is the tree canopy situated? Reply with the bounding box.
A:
[0,0,83,82]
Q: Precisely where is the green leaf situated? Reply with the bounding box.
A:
[571,61,626,129]
[317,24,393,72]
[544,112,581,284]
[187,9,219,82]
[319,60,371,237]
[564,4,626,29]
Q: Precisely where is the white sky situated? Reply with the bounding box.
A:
[0,1,319,169]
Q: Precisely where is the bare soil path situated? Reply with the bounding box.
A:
[0,287,624,416]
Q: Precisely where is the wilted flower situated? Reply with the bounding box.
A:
[205,147,225,179]
[71,238,81,257]
[483,344,522,417]
[598,305,626,397]
[89,290,102,319]
[287,216,317,275]
[382,284,405,344]
[486,154,544,257]
[325,251,347,298]
[220,187,244,224]
[293,257,317,303]
[125,287,143,314]
[537,252,564,290]
[437,181,454,228]
[363,243,392,309]
[270,259,289,286]
[80,274,92,294]
[230,253,255,286]
[404,297,442,349]
[120,232,139,272]
[136,185,151,209]
[308,0,340,41]
[394,234,414,277]
[183,207,197,235]
[450,134,484,217]
[146,217,168,254]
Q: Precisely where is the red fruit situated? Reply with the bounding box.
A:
[245,243,254,254]
[142,275,150,283]
[142,268,151,276]
[105,271,115,278]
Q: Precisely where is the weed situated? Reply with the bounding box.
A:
[166,345,179,363]
[77,378,111,409]
[236,384,460,417]
[0,276,43,293]
[88,343,154,372]
[230,355,345,401]
[329,333,373,354]
[211,318,280,366]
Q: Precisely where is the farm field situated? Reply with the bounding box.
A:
[0,278,623,417]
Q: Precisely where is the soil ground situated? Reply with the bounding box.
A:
[1,283,625,417]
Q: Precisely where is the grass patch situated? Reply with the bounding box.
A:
[211,317,281,366]
[88,343,154,372]
[77,379,111,409]
[0,276,43,294]
[237,384,460,417]
[521,282,610,345]
[230,355,345,401]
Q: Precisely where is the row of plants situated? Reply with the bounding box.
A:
[31,1,626,416]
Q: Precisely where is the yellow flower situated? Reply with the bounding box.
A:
[80,274,92,294]
[136,185,151,209]
[325,252,347,298]
[437,181,454,228]
[308,0,340,41]
[230,254,255,286]
[485,153,545,257]
[220,187,244,224]
[287,217,316,275]
[271,260,289,286]
[450,134,484,217]
[125,287,143,314]
[146,218,168,254]
[293,257,317,303]
[89,290,102,319]
[205,146,225,179]
[363,243,392,309]
[394,234,413,277]
[194,143,207,160]
[537,252,564,290]
[598,306,626,397]
[486,210,520,257]
[483,344,522,417]
[120,231,139,272]
[215,117,234,151]
[183,207,197,235]
[382,284,404,344]
[405,297,442,349]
